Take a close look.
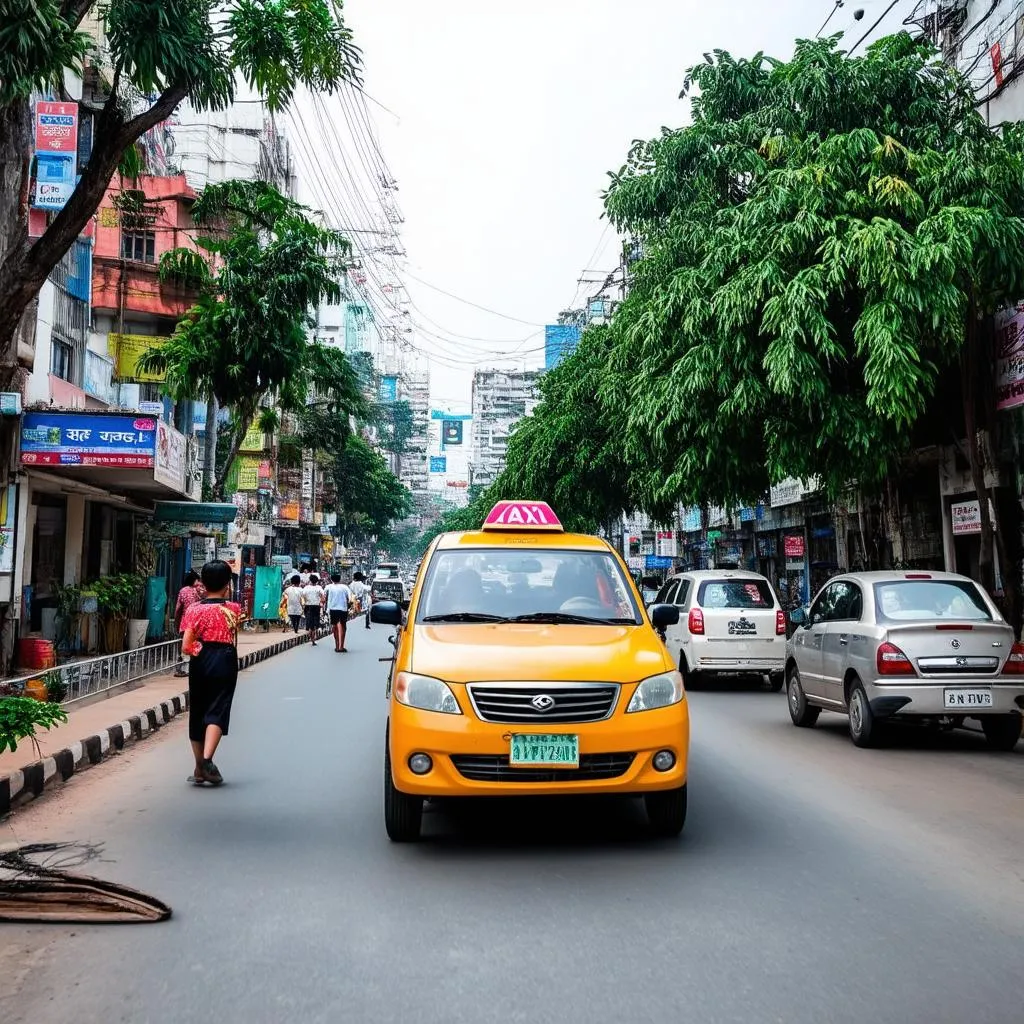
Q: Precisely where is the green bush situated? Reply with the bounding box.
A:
[0,696,68,756]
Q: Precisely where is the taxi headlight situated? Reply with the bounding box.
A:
[626,671,685,713]
[394,672,462,715]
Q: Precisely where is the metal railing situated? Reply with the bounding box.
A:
[2,640,183,706]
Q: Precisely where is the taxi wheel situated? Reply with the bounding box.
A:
[645,784,687,837]
[980,713,1023,751]
[384,744,423,842]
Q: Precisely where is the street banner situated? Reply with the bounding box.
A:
[110,333,167,382]
[20,412,157,467]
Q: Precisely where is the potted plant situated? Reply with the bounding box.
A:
[93,573,145,653]
[52,582,82,656]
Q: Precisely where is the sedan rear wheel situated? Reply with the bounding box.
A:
[787,665,819,727]
[980,713,1022,752]
[848,680,879,748]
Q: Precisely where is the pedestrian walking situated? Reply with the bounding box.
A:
[173,570,201,677]
[180,560,241,786]
[351,571,371,630]
[283,574,304,634]
[325,572,353,653]
[302,573,325,645]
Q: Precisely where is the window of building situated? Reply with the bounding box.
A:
[121,231,156,263]
[51,337,74,381]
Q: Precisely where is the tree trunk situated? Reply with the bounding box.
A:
[884,477,905,567]
[203,394,219,495]
[962,310,997,595]
[0,84,188,367]
[213,413,251,500]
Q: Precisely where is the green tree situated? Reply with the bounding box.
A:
[498,325,637,534]
[601,32,1024,597]
[139,178,366,497]
[0,0,360,381]
[331,433,412,543]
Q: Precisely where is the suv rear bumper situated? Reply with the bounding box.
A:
[866,680,1024,716]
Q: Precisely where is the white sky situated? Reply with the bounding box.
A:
[325,0,914,410]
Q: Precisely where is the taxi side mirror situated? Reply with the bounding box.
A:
[371,601,403,626]
[650,603,680,630]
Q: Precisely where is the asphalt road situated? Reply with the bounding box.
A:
[2,627,1023,1024]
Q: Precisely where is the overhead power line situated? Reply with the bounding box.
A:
[402,270,544,327]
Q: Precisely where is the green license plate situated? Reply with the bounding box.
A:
[509,734,579,767]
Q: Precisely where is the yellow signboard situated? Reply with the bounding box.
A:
[236,455,261,491]
[110,333,167,382]
[239,423,265,452]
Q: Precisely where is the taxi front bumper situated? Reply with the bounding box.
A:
[388,701,690,797]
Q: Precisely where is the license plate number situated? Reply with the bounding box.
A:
[943,688,993,709]
[509,734,579,767]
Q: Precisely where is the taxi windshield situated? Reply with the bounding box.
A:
[417,548,641,625]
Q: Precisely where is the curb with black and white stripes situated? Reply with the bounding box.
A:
[0,625,331,817]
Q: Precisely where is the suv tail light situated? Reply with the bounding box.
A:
[876,641,916,676]
[1001,641,1024,675]
[688,608,705,635]
[776,610,787,635]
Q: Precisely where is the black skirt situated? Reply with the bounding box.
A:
[188,641,238,742]
[304,605,321,630]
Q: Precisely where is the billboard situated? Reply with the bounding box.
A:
[379,375,398,402]
[110,333,167,382]
[20,412,157,468]
[441,420,463,445]
[154,421,187,492]
[544,324,581,370]
[33,102,78,211]
[995,304,1024,411]
[429,456,446,473]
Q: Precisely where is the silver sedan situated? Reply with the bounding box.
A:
[785,570,1024,749]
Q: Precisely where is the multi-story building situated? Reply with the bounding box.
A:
[397,372,430,519]
[469,368,541,488]
[426,411,472,508]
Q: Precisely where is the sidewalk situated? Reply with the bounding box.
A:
[0,622,321,815]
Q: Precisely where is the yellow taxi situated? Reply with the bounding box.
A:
[370,500,689,841]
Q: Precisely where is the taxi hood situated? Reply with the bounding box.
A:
[409,623,670,683]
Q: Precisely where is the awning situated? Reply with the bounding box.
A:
[154,501,238,524]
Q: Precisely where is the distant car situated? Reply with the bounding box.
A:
[786,570,1024,749]
[371,563,411,605]
[656,569,787,691]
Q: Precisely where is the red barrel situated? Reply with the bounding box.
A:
[17,637,56,670]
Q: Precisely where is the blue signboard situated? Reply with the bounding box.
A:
[430,411,472,420]
[441,420,463,446]
[429,456,446,473]
[544,324,581,370]
[682,508,702,532]
[20,412,157,468]
[645,555,673,570]
[378,376,398,402]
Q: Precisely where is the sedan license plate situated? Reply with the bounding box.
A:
[510,734,579,767]
[943,688,993,709]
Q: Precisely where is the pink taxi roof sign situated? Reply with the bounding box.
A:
[482,500,563,532]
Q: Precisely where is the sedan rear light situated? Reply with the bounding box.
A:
[776,609,787,635]
[876,641,916,676]
[688,608,705,635]
[904,573,932,579]
[1001,641,1024,675]
[935,624,973,631]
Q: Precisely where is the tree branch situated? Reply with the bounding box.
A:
[59,0,98,31]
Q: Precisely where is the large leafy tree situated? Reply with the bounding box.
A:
[602,32,1024,594]
[140,178,366,497]
[0,0,359,379]
[497,325,637,533]
[331,433,412,543]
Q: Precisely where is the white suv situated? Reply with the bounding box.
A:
[657,570,787,691]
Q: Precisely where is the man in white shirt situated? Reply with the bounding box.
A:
[350,572,371,630]
[325,572,353,652]
[301,574,326,645]
[283,575,304,634]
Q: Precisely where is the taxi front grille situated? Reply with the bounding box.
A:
[467,684,619,723]
[450,753,635,783]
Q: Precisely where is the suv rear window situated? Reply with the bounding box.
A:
[698,579,773,609]
[872,580,992,621]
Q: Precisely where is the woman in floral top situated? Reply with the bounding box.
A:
[180,560,241,786]
[173,570,201,677]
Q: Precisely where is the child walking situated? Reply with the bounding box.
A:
[180,560,241,786]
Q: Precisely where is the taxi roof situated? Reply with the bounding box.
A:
[435,529,611,552]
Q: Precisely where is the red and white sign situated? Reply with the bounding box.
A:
[21,452,154,468]
[783,535,805,558]
[951,499,996,536]
[35,101,78,153]
[483,500,562,531]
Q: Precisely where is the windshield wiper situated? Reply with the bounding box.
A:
[508,612,636,625]
[421,612,509,623]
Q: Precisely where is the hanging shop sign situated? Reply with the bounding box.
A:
[20,412,157,468]
[301,453,314,499]
[783,535,806,558]
[33,154,76,210]
[656,530,677,557]
[441,420,463,445]
[239,423,265,452]
[645,555,673,570]
[154,420,188,493]
[35,101,78,153]
[110,333,167,382]
[429,456,446,473]
[951,499,997,536]
[0,393,22,416]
